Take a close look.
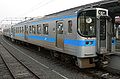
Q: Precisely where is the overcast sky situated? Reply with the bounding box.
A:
[0,0,101,24]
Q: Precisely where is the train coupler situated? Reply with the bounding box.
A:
[102,61,108,67]
[95,53,110,68]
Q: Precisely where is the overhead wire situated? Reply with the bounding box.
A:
[1,0,56,28]
[20,0,55,17]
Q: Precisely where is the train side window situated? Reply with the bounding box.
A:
[68,20,72,33]
[32,25,36,34]
[26,26,28,34]
[31,26,33,34]
[22,27,24,33]
[21,27,23,33]
[19,27,20,33]
[20,27,21,33]
[17,27,18,33]
[37,24,41,34]
[18,27,19,33]
[43,24,48,35]
[15,27,17,33]
[16,27,17,33]
[15,27,16,33]
[29,26,32,34]
[21,27,22,33]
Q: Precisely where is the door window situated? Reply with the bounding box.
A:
[57,22,63,34]
[43,24,49,35]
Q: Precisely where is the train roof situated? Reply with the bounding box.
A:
[28,0,120,20]
[45,0,120,17]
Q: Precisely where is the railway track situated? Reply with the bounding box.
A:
[0,54,13,79]
[0,36,68,79]
[1,36,120,79]
[0,42,40,79]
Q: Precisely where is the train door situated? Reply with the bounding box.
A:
[56,21,64,49]
[96,16,112,54]
[24,25,28,40]
[106,17,112,52]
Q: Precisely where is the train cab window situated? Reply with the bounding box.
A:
[37,24,41,34]
[43,24,48,35]
[32,25,36,34]
[68,20,72,33]
[78,10,96,37]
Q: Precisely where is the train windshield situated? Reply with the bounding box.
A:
[77,10,96,37]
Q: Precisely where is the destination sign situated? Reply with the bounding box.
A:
[98,10,107,16]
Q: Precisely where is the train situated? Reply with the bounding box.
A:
[3,7,116,68]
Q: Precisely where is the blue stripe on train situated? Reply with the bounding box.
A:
[15,34,116,46]
[64,39,96,46]
[28,35,55,42]
[15,34,96,46]
[16,34,116,46]
[16,34,24,37]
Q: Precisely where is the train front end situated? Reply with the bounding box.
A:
[77,8,115,68]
